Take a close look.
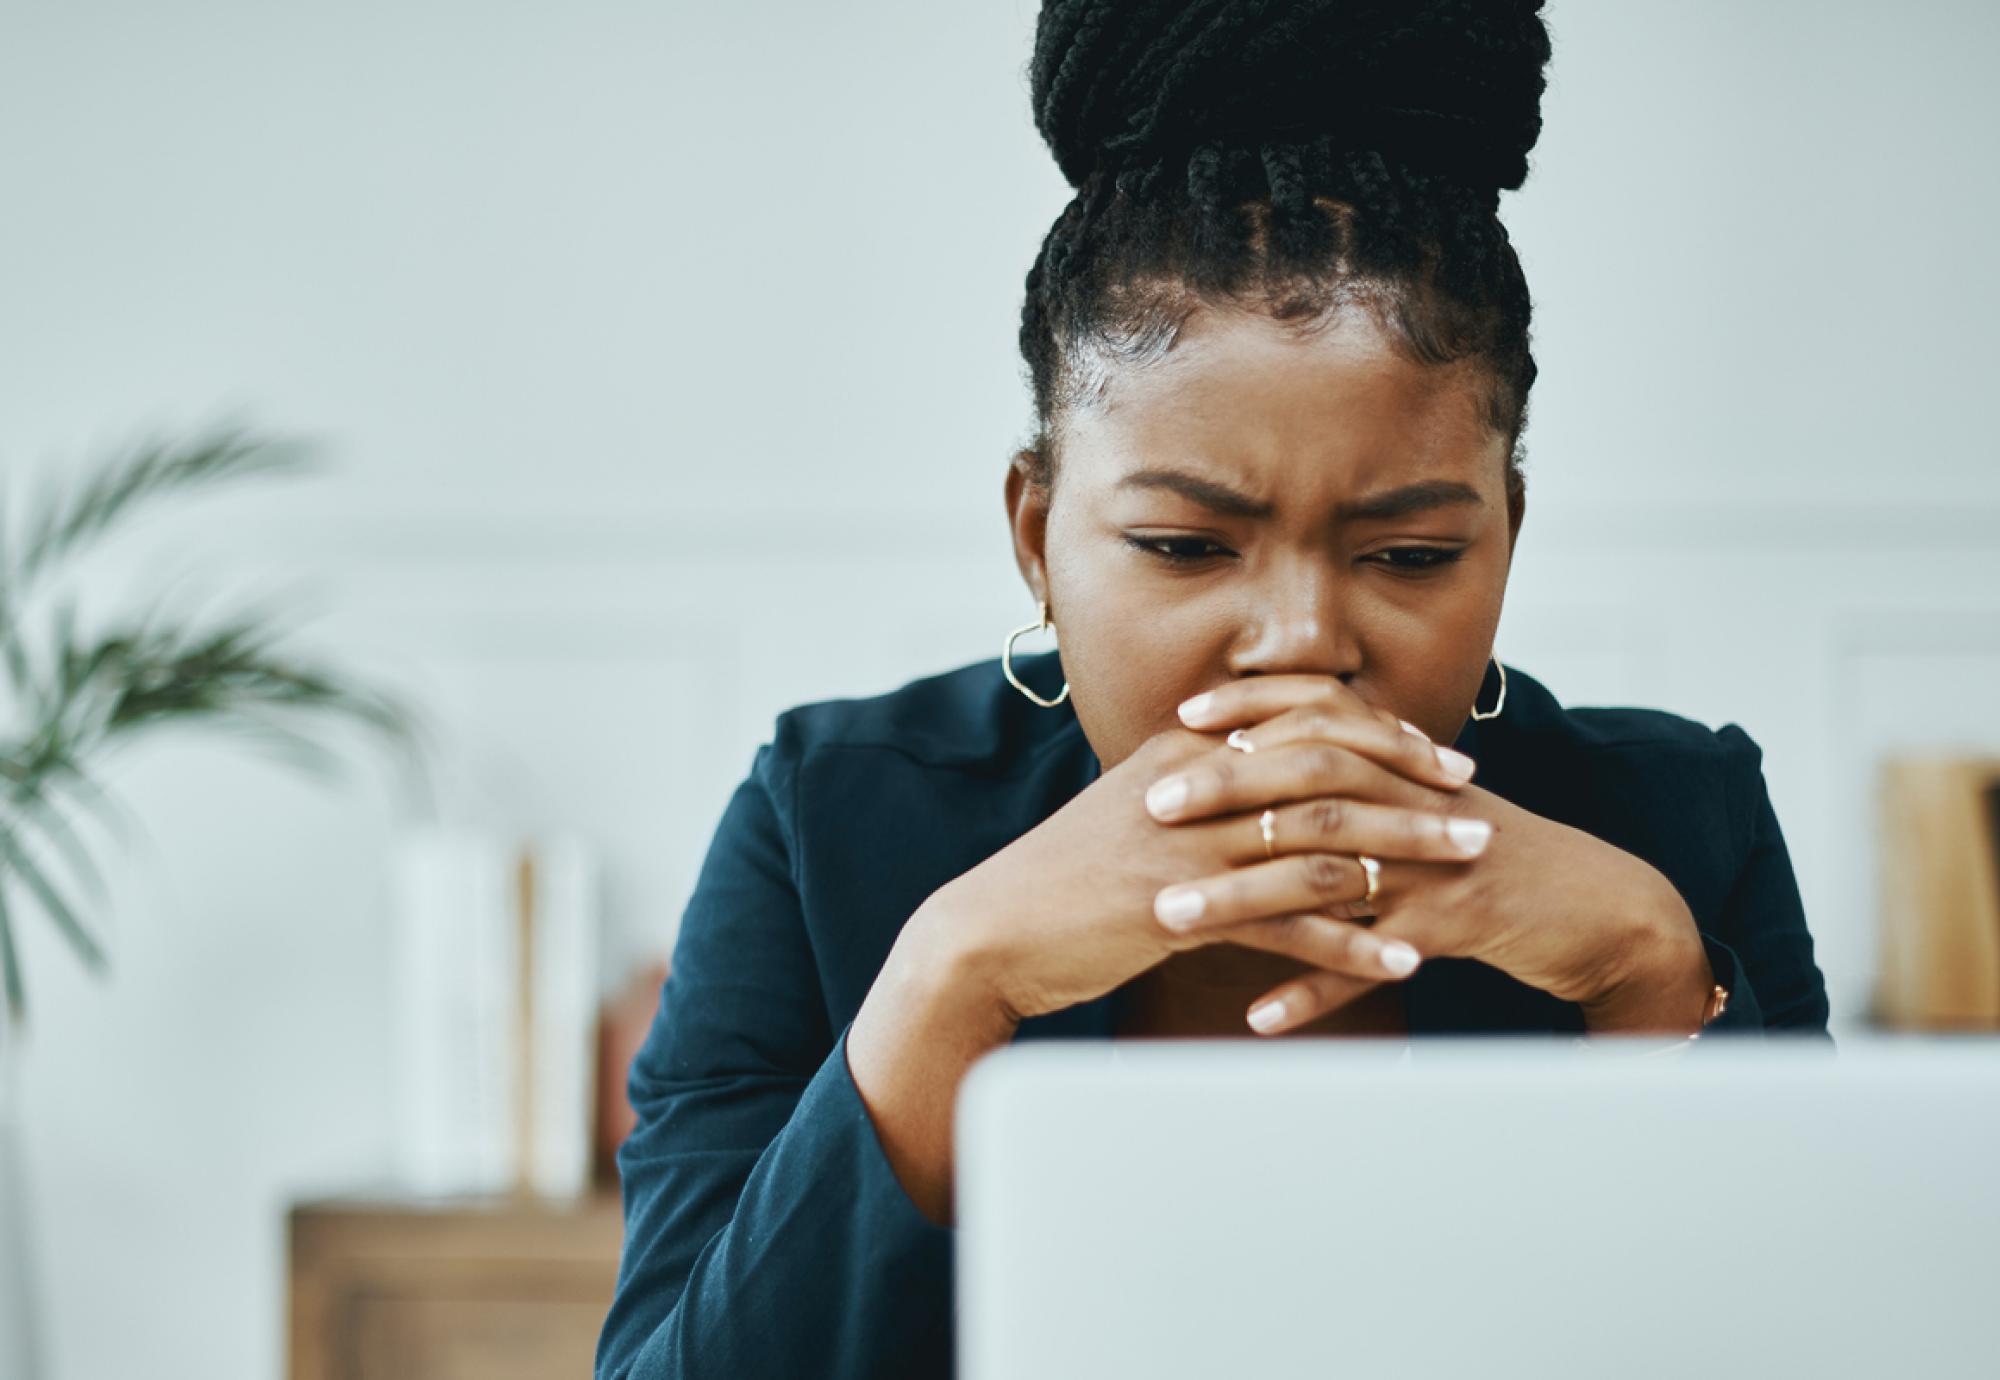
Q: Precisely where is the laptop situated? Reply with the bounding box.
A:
[955,1035,2000,1380]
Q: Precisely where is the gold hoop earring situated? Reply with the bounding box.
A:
[1002,598,1071,708]
[1469,656,1507,721]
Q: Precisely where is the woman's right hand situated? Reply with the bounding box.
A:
[913,688,1491,1025]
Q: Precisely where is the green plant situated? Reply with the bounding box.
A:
[0,423,427,1037]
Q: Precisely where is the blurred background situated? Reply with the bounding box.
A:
[2,1,1997,1376]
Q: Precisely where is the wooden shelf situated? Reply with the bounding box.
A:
[287,1187,624,1380]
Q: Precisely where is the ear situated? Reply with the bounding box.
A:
[1004,447,1053,608]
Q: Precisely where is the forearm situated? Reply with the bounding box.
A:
[846,902,1021,1227]
[1578,878,1714,1036]
[604,1026,961,1379]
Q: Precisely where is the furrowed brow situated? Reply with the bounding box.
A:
[1115,468,1275,520]
[1338,480,1484,522]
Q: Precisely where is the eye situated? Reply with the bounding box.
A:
[1366,545,1466,574]
[1123,534,1236,566]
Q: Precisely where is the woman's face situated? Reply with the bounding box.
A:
[1005,303,1521,771]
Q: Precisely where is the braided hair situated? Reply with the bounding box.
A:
[1019,0,1553,518]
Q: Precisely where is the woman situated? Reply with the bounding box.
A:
[595,3,1831,1377]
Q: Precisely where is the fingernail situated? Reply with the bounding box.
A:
[1435,746,1477,784]
[1380,940,1422,977]
[1178,691,1215,724]
[1397,718,1431,741]
[1145,775,1190,819]
[1247,998,1288,1032]
[1154,886,1206,928]
[1445,817,1492,855]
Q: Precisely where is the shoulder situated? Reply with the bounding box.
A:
[748,654,1096,1010]
[765,648,1085,782]
[1472,663,1769,845]
[1482,662,1761,761]
[1486,662,1748,756]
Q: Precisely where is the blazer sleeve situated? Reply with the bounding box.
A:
[594,731,957,1379]
[1689,724,1833,1038]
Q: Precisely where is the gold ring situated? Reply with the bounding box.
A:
[1258,808,1277,860]
[1226,728,1256,753]
[1357,854,1382,905]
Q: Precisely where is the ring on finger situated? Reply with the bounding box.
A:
[1356,853,1382,905]
[1258,808,1277,860]
[1225,728,1256,753]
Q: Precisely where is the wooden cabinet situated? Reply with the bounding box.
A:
[287,1189,624,1380]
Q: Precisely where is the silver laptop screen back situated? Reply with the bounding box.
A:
[956,1037,2000,1380]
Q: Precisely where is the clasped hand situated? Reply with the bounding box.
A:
[926,673,1712,1038]
[1147,675,1713,1035]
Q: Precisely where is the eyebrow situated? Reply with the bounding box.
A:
[1115,468,1486,522]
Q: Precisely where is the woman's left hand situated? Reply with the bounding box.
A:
[1167,675,1718,1036]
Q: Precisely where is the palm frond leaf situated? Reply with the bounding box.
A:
[0,886,24,1036]
[0,593,30,699]
[30,756,143,853]
[8,774,114,910]
[8,423,318,597]
[0,419,422,1037]
[0,825,106,974]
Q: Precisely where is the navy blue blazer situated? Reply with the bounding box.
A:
[595,652,1831,1379]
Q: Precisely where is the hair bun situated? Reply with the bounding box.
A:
[1031,0,1553,195]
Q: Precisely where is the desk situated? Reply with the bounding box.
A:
[287,1189,623,1380]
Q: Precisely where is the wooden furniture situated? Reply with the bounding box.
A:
[288,1188,624,1380]
[1875,755,2000,1028]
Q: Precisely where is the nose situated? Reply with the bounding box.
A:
[1225,551,1361,681]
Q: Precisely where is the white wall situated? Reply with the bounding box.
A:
[2,2,1996,1376]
